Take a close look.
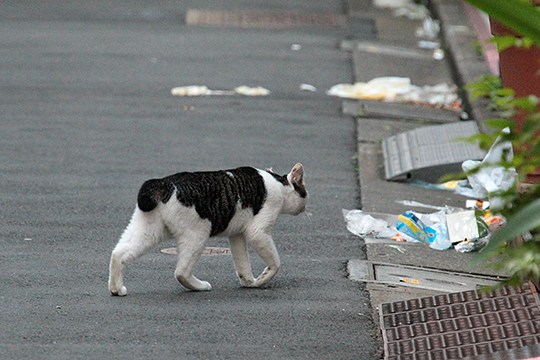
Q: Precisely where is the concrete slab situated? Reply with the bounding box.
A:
[357,117,432,144]
[367,283,443,308]
[366,243,504,277]
[352,43,454,85]
[357,141,469,214]
[349,259,501,292]
[374,16,424,47]
[344,99,460,123]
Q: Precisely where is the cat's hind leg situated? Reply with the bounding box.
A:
[229,234,256,287]
[174,229,212,291]
[108,208,166,296]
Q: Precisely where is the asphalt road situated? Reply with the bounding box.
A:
[0,1,379,359]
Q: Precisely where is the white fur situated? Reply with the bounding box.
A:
[108,164,307,296]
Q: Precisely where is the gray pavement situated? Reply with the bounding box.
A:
[0,1,380,359]
[0,0,511,359]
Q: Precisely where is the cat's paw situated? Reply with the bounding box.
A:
[198,281,212,291]
[110,286,127,296]
[239,278,256,288]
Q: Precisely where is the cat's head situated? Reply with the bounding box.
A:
[282,163,308,215]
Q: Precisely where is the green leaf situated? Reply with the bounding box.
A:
[485,118,516,130]
[465,0,540,46]
[490,35,520,51]
[483,198,540,254]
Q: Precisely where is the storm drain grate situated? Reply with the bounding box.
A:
[379,282,540,360]
[186,9,346,28]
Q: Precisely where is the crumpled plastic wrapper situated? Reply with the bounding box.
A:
[327,77,460,110]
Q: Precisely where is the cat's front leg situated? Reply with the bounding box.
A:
[229,234,256,287]
[249,232,281,287]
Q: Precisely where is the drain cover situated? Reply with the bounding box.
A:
[382,121,485,182]
[186,9,346,28]
[160,247,231,256]
[379,282,540,359]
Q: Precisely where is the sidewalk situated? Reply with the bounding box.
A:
[344,0,540,359]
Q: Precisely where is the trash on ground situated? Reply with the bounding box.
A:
[234,86,270,96]
[171,85,270,97]
[300,83,317,92]
[372,0,429,20]
[343,209,396,238]
[418,40,440,50]
[416,18,440,40]
[291,44,302,51]
[465,199,490,210]
[395,199,446,211]
[446,210,479,244]
[327,77,460,110]
[171,85,213,97]
[432,49,445,60]
[462,128,516,209]
[396,210,451,250]
[454,236,489,253]
[343,206,494,252]
[411,179,480,198]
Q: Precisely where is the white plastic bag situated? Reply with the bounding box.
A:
[343,210,390,237]
[462,128,516,209]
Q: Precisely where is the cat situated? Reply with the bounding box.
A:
[108,163,307,296]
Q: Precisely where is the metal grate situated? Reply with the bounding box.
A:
[186,9,346,28]
[379,282,540,360]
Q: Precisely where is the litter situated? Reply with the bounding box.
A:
[234,86,270,96]
[291,44,302,51]
[171,85,270,97]
[462,128,516,210]
[300,83,317,92]
[372,0,429,20]
[416,18,440,40]
[343,207,493,252]
[327,77,460,110]
[418,40,440,50]
[395,199,446,211]
[446,210,479,244]
[396,210,451,250]
[454,237,489,253]
[343,210,395,238]
[411,180,484,198]
[388,245,406,253]
[171,85,213,97]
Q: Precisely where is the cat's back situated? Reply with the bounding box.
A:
[141,167,270,236]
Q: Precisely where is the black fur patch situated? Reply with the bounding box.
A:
[266,170,307,198]
[267,171,288,186]
[163,167,267,236]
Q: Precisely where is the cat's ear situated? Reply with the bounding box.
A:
[289,163,304,185]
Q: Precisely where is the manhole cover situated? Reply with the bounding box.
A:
[160,247,231,256]
[186,9,346,28]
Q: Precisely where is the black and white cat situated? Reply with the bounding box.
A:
[108,163,307,296]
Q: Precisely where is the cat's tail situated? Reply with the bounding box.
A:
[137,179,174,212]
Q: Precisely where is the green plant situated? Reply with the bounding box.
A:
[464,0,540,286]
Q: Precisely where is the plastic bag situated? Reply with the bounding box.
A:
[462,128,516,209]
[343,210,393,237]
[395,210,452,250]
